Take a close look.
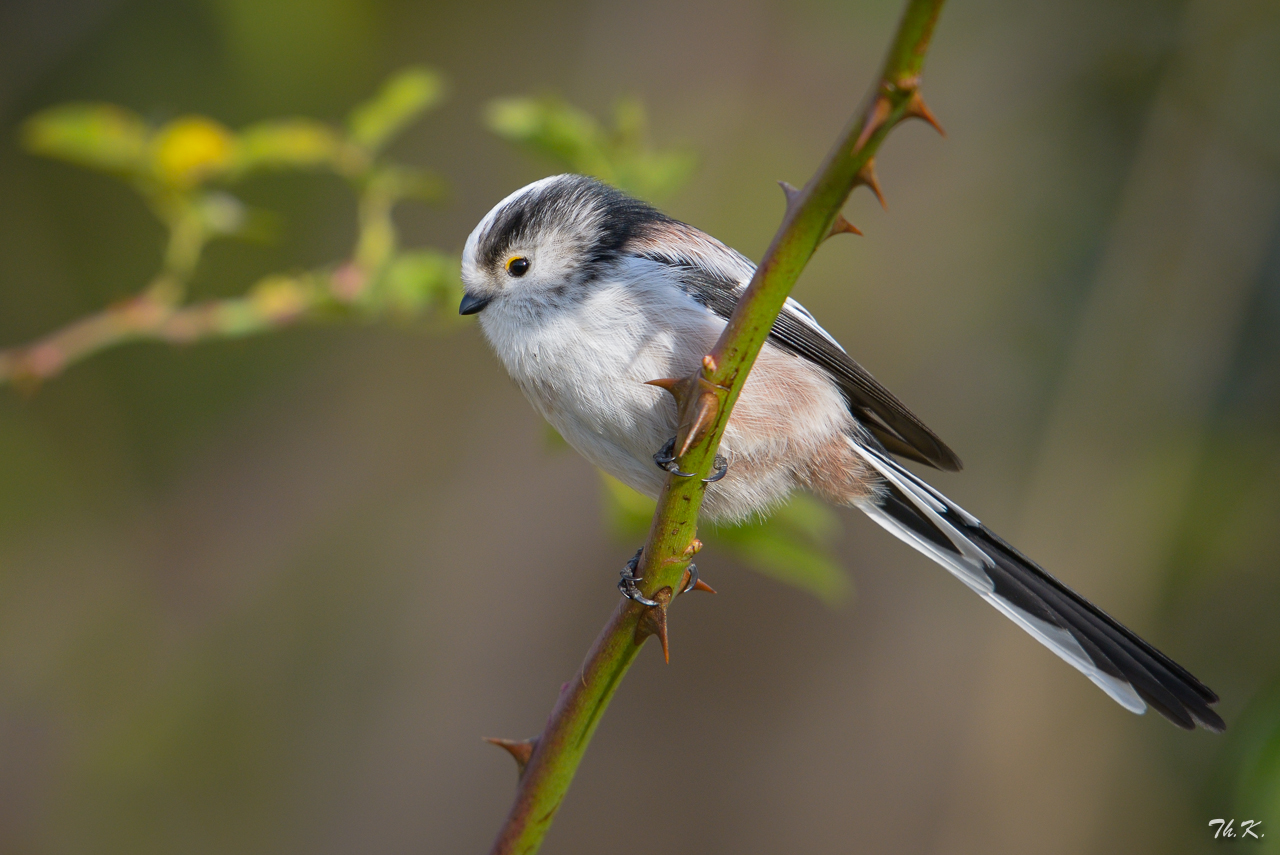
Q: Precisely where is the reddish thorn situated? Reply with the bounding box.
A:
[827,215,862,239]
[854,95,893,152]
[634,591,673,662]
[702,354,717,373]
[645,377,681,393]
[483,736,538,776]
[857,158,887,210]
[657,613,670,664]
[680,562,717,595]
[904,91,945,136]
[677,392,718,458]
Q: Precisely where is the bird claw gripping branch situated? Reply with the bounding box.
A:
[618,547,700,607]
[653,437,728,483]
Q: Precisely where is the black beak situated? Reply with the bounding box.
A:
[458,292,492,315]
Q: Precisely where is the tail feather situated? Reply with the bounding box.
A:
[851,443,1224,732]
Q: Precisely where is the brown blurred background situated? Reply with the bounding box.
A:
[2,0,1279,852]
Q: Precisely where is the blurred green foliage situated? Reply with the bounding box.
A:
[348,68,447,153]
[1231,680,1280,851]
[23,68,450,186]
[487,95,697,203]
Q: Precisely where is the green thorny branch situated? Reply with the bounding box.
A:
[0,69,461,390]
[486,1,948,854]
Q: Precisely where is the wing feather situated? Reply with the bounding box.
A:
[631,237,962,471]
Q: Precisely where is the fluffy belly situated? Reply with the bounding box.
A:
[524,372,675,498]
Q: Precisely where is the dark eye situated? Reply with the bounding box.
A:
[506,256,530,277]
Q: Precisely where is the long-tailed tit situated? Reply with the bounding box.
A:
[459,173,1223,732]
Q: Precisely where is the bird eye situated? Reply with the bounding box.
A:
[506,256,530,277]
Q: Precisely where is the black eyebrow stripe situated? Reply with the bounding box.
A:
[478,175,673,272]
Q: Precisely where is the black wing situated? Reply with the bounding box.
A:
[653,253,962,471]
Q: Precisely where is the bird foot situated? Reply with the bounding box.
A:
[618,547,700,606]
[652,437,728,483]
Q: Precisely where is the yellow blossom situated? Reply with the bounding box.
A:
[153,116,233,187]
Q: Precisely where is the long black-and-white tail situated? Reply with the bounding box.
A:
[850,443,1224,732]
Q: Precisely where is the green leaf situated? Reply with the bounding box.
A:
[347,68,446,153]
[608,98,696,201]
[22,103,150,175]
[600,475,850,605]
[613,151,697,203]
[486,96,613,180]
[366,165,447,203]
[232,118,346,174]
[487,95,695,202]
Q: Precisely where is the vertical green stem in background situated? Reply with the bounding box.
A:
[487,1,948,853]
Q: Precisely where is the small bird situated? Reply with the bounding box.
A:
[459,173,1224,732]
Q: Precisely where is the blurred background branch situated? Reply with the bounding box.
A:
[1,68,459,390]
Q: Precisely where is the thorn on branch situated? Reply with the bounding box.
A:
[826,214,862,240]
[484,736,539,777]
[854,94,893,153]
[680,387,720,458]
[856,158,887,210]
[903,90,945,136]
[645,371,726,458]
[778,180,801,212]
[680,563,716,595]
[645,377,681,395]
[634,585,673,662]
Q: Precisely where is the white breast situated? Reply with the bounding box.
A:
[480,271,714,497]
